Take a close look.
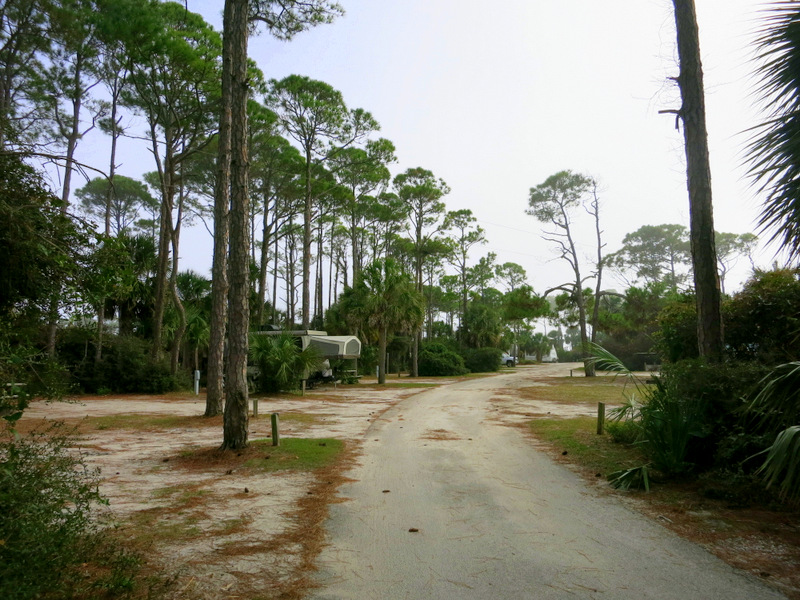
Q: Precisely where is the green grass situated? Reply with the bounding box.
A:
[89,414,213,431]
[528,416,645,477]
[243,438,344,472]
[521,376,634,405]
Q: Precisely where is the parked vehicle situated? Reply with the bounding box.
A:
[501,352,516,368]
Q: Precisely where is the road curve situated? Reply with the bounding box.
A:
[312,370,785,600]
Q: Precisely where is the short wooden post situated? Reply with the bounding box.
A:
[597,402,606,435]
[252,397,258,418]
[271,413,280,446]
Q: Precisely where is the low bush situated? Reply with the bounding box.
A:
[75,335,186,394]
[0,424,144,599]
[419,343,468,376]
[461,347,501,373]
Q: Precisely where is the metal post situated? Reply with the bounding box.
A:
[194,370,200,396]
[271,413,280,446]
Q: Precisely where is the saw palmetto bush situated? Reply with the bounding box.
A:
[748,362,800,504]
[249,332,322,393]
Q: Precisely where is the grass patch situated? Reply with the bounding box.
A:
[243,438,344,472]
[88,414,221,431]
[528,416,645,477]
[520,376,633,405]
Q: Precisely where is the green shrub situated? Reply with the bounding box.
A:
[249,333,322,393]
[461,347,502,373]
[0,424,149,599]
[78,335,185,394]
[725,269,800,365]
[419,343,468,376]
[607,420,642,445]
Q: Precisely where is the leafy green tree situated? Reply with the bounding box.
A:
[122,1,221,364]
[268,74,376,328]
[609,224,691,290]
[443,208,485,326]
[331,138,396,281]
[460,302,504,349]
[0,153,89,320]
[496,262,527,292]
[75,175,157,236]
[346,258,424,384]
[0,0,50,149]
[502,284,549,356]
[394,167,449,375]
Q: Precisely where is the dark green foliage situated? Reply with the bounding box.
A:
[0,424,149,599]
[653,294,698,362]
[461,347,501,373]
[418,343,467,377]
[70,335,185,394]
[249,333,322,393]
[725,269,800,364]
[648,360,770,472]
[607,420,642,445]
[0,154,90,317]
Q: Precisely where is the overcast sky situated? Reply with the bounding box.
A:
[147,0,776,294]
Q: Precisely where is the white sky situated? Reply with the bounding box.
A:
[109,0,779,295]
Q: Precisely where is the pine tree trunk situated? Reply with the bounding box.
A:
[673,0,723,360]
[221,0,251,450]
[206,0,235,417]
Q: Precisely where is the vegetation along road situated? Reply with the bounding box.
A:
[312,367,785,599]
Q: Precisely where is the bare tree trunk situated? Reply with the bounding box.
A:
[221,0,250,450]
[169,188,186,375]
[672,0,723,360]
[587,183,604,377]
[256,192,272,327]
[206,0,235,418]
[302,151,312,328]
[150,122,173,360]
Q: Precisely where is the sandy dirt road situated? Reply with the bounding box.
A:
[313,369,786,600]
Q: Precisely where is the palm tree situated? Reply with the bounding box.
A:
[748,2,800,259]
[350,258,424,384]
[249,333,322,393]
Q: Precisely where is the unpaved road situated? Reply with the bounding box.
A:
[313,369,786,599]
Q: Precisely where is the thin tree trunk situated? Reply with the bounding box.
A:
[221,0,250,449]
[302,151,312,328]
[378,326,387,384]
[587,183,603,377]
[169,186,186,376]
[257,192,272,327]
[672,0,723,360]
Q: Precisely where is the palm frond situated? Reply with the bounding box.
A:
[747,2,800,258]
[756,425,800,504]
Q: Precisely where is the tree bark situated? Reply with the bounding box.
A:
[221,0,251,450]
[206,0,235,417]
[673,0,723,360]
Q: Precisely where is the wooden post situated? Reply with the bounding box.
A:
[252,397,258,418]
[301,379,306,396]
[597,402,606,435]
[271,413,280,446]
